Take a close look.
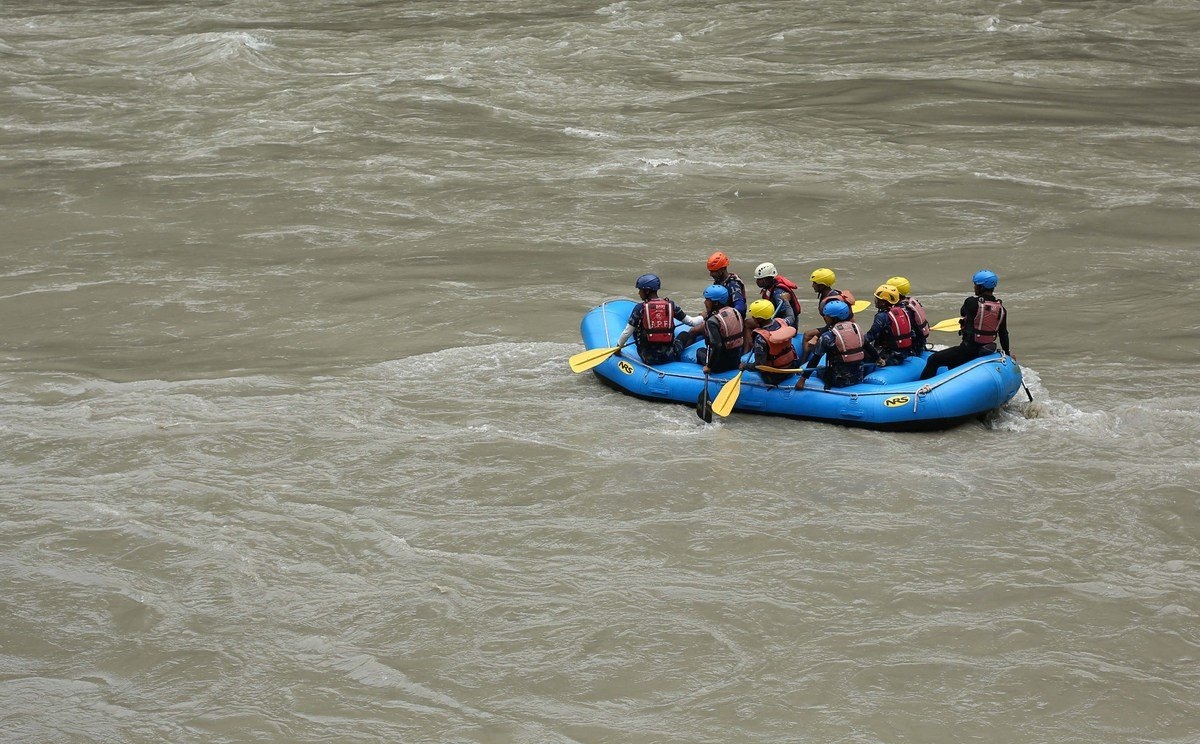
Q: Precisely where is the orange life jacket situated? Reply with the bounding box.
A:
[817,288,857,317]
[753,319,798,368]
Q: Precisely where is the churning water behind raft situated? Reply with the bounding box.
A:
[580,299,1024,431]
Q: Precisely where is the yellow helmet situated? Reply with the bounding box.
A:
[748,299,776,321]
[886,275,911,295]
[874,284,900,305]
[810,268,836,287]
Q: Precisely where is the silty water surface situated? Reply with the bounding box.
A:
[2,1,1198,742]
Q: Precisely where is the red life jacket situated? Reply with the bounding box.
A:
[711,306,745,351]
[761,275,803,317]
[971,297,1005,345]
[753,319,797,368]
[642,298,676,344]
[884,305,914,351]
[901,296,930,341]
[817,288,857,317]
[830,321,865,364]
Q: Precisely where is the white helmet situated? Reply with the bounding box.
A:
[754,262,778,280]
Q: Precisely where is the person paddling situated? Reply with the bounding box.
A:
[919,270,1010,380]
[741,299,798,386]
[706,251,748,317]
[795,299,866,390]
[676,285,746,374]
[752,261,802,327]
[886,275,931,350]
[615,274,702,366]
[800,267,857,363]
[864,283,916,366]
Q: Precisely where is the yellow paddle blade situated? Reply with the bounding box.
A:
[569,345,620,373]
[930,317,961,332]
[851,299,871,313]
[711,371,743,418]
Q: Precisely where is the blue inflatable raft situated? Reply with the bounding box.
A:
[580,299,1024,431]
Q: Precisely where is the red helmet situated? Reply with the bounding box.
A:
[706,251,730,271]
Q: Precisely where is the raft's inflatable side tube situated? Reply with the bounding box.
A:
[580,299,1022,431]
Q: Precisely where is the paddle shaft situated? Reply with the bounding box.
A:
[695,370,713,422]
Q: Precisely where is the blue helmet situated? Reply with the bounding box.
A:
[635,273,661,291]
[972,269,998,289]
[703,285,729,304]
[822,299,850,320]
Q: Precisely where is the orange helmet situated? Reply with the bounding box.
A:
[707,251,730,271]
